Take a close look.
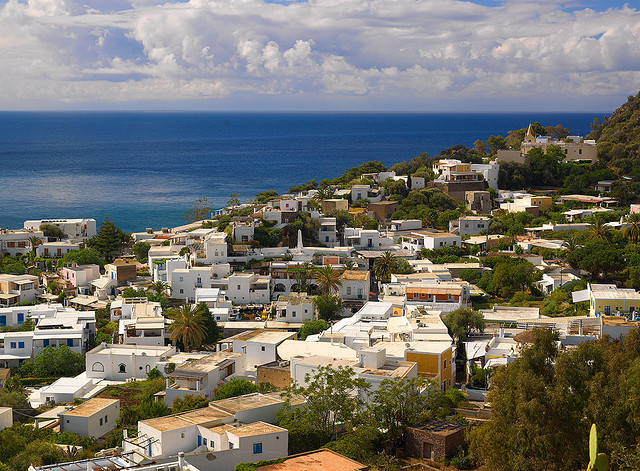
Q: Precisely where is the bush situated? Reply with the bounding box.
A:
[146,368,163,380]
[449,450,473,470]
[214,378,257,400]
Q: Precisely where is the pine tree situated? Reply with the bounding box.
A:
[87,216,122,263]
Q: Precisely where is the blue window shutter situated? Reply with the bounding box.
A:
[198,435,202,447]
[17,313,24,323]
[253,443,263,454]
[18,342,24,349]
[0,316,5,327]
[67,339,73,347]
[43,339,49,347]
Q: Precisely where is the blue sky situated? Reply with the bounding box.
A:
[0,0,638,111]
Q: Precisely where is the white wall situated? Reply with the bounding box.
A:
[61,401,119,438]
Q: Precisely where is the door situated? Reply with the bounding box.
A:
[423,442,434,460]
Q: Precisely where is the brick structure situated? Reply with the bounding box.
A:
[465,190,492,214]
[368,201,399,223]
[256,360,291,389]
[405,419,468,461]
[431,180,487,202]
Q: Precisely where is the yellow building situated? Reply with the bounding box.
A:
[586,284,640,317]
[377,341,455,391]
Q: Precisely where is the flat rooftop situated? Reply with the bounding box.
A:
[141,406,233,432]
[88,344,174,357]
[228,421,286,438]
[210,393,283,413]
[230,329,296,344]
[340,270,369,281]
[174,351,243,372]
[62,398,119,417]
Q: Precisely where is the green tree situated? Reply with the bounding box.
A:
[39,224,66,240]
[624,213,640,244]
[167,304,207,352]
[196,303,223,345]
[313,294,342,321]
[278,365,370,445]
[59,248,106,268]
[370,376,440,445]
[184,198,215,222]
[443,307,485,360]
[0,389,29,409]
[214,378,257,400]
[86,217,129,263]
[149,280,169,297]
[373,252,397,284]
[171,394,210,413]
[19,345,85,378]
[131,242,151,262]
[298,320,329,340]
[314,266,342,295]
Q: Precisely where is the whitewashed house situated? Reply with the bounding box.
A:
[164,351,244,405]
[272,294,315,323]
[86,344,177,381]
[24,218,97,240]
[59,398,120,438]
[228,330,297,372]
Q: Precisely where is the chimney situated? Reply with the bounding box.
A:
[178,452,185,471]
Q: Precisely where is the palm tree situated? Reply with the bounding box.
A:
[150,280,170,296]
[588,217,611,242]
[314,266,342,295]
[167,304,207,352]
[625,213,640,244]
[343,260,358,271]
[28,236,42,261]
[287,262,313,293]
[373,252,397,284]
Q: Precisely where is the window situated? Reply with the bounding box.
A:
[10,342,16,349]
[17,313,24,323]
[253,443,263,454]
[203,438,207,446]
[179,277,184,282]
[346,287,351,295]
[181,432,185,439]
[0,316,5,327]
[43,339,49,347]
[292,312,296,317]
[92,362,104,372]
[179,289,184,294]
[261,346,265,351]
[100,418,103,426]
[105,415,108,423]
[229,442,234,449]
[118,364,127,373]
[67,339,74,347]
[18,342,24,349]
[443,359,447,370]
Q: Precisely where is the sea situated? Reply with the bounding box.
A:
[0,111,603,233]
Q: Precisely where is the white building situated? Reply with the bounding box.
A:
[164,351,244,405]
[272,294,315,323]
[35,375,98,405]
[148,246,185,283]
[194,288,232,310]
[470,162,500,190]
[401,231,462,254]
[59,398,120,438]
[344,228,381,250]
[24,219,97,240]
[225,273,270,305]
[86,344,177,381]
[171,266,231,302]
[449,216,491,236]
[229,330,297,372]
[0,331,33,367]
[340,270,370,303]
[231,220,255,243]
[36,241,81,258]
[0,407,12,431]
[110,297,163,322]
[0,274,40,306]
[351,185,384,203]
[0,229,45,256]
[318,218,338,247]
[389,219,423,231]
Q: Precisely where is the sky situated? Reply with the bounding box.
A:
[0,0,638,111]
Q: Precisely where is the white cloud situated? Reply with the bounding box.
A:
[0,0,638,109]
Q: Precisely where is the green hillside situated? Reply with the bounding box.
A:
[589,91,640,176]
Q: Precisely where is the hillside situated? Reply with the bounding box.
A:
[588,91,640,175]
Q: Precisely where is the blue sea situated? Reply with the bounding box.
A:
[0,112,603,232]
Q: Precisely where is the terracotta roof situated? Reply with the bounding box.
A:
[257,449,367,471]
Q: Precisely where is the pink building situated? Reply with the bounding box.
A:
[62,264,101,288]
